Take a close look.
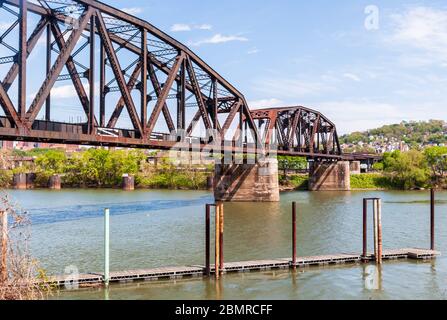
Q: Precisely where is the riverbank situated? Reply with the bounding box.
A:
[279,173,444,191]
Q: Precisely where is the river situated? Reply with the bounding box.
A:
[5,189,447,300]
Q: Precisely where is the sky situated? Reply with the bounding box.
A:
[2,0,447,134]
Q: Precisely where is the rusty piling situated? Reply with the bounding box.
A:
[377,199,383,265]
[292,202,297,269]
[215,203,220,280]
[362,198,368,260]
[219,202,224,273]
[205,204,211,277]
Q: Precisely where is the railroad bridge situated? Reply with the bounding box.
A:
[0,0,375,201]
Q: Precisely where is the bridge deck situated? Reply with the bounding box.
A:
[46,248,440,288]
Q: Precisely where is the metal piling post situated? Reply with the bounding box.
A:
[292,202,297,269]
[431,188,435,250]
[215,204,220,280]
[205,204,211,277]
[362,199,368,260]
[104,208,110,286]
[219,203,224,273]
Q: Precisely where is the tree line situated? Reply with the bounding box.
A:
[0,148,211,190]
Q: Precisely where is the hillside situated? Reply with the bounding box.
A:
[340,120,447,153]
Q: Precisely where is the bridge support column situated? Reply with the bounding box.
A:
[13,173,27,190]
[122,174,135,191]
[26,173,36,189]
[49,174,62,190]
[309,161,351,191]
[214,158,280,202]
[350,161,361,175]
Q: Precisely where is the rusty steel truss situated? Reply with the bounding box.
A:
[0,0,342,159]
[250,107,341,159]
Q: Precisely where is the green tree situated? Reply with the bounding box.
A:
[424,146,447,186]
[383,150,429,189]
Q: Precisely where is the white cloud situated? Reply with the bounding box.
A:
[170,23,212,32]
[171,24,192,32]
[389,7,447,65]
[342,73,361,82]
[121,7,144,15]
[29,82,95,100]
[197,24,213,30]
[247,48,260,55]
[248,98,284,109]
[191,34,248,46]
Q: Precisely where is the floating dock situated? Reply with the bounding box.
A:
[45,248,440,288]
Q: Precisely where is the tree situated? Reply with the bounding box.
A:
[424,146,447,186]
[383,150,429,189]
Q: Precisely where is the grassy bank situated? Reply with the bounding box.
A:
[350,173,394,190]
[279,173,409,191]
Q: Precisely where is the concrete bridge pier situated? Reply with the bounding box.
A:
[214,158,280,202]
[309,161,351,191]
[49,175,62,190]
[122,174,135,191]
[13,173,27,190]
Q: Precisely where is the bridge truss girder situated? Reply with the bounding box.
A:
[0,0,342,160]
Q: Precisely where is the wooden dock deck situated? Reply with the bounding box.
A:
[45,248,440,288]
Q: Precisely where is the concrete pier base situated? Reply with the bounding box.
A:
[309,161,351,191]
[350,161,361,175]
[13,173,27,190]
[122,174,135,191]
[26,173,36,189]
[207,176,214,190]
[49,175,62,190]
[214,158,280,202]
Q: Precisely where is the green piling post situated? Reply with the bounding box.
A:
[104,208,110,286]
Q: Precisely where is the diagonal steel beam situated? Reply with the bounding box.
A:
[146,53,184,137]
[107,61,142,128]
[288,109,301,147]
[310,114,320,153]
[2,16,48,91]
[95,10,143,135]
[221,100,242,139]
[148,63,176,133]
[186,109,202,136]
[0,83,21,127]
[51,22,96,124]
[185,56,212,130]
[26,7,94,125]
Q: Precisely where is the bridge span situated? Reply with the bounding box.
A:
[0,0,379,201]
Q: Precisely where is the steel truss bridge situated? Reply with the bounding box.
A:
[0,0,344,160]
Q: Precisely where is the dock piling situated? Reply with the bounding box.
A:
[362,199,367,260]
[1,210,7,283]
[104,208,110,286]
[219,202,224,273]
[363,198,383,264]
[431,188,435,250]
[215,204,220,279]
[205,204,211,277]
[377,199,383,265]
[292,202,297,269]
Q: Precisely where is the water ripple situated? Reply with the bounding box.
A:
[28,196,212,226]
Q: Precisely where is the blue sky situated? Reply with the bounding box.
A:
[116,0,447,134]
[2,0,447,134]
